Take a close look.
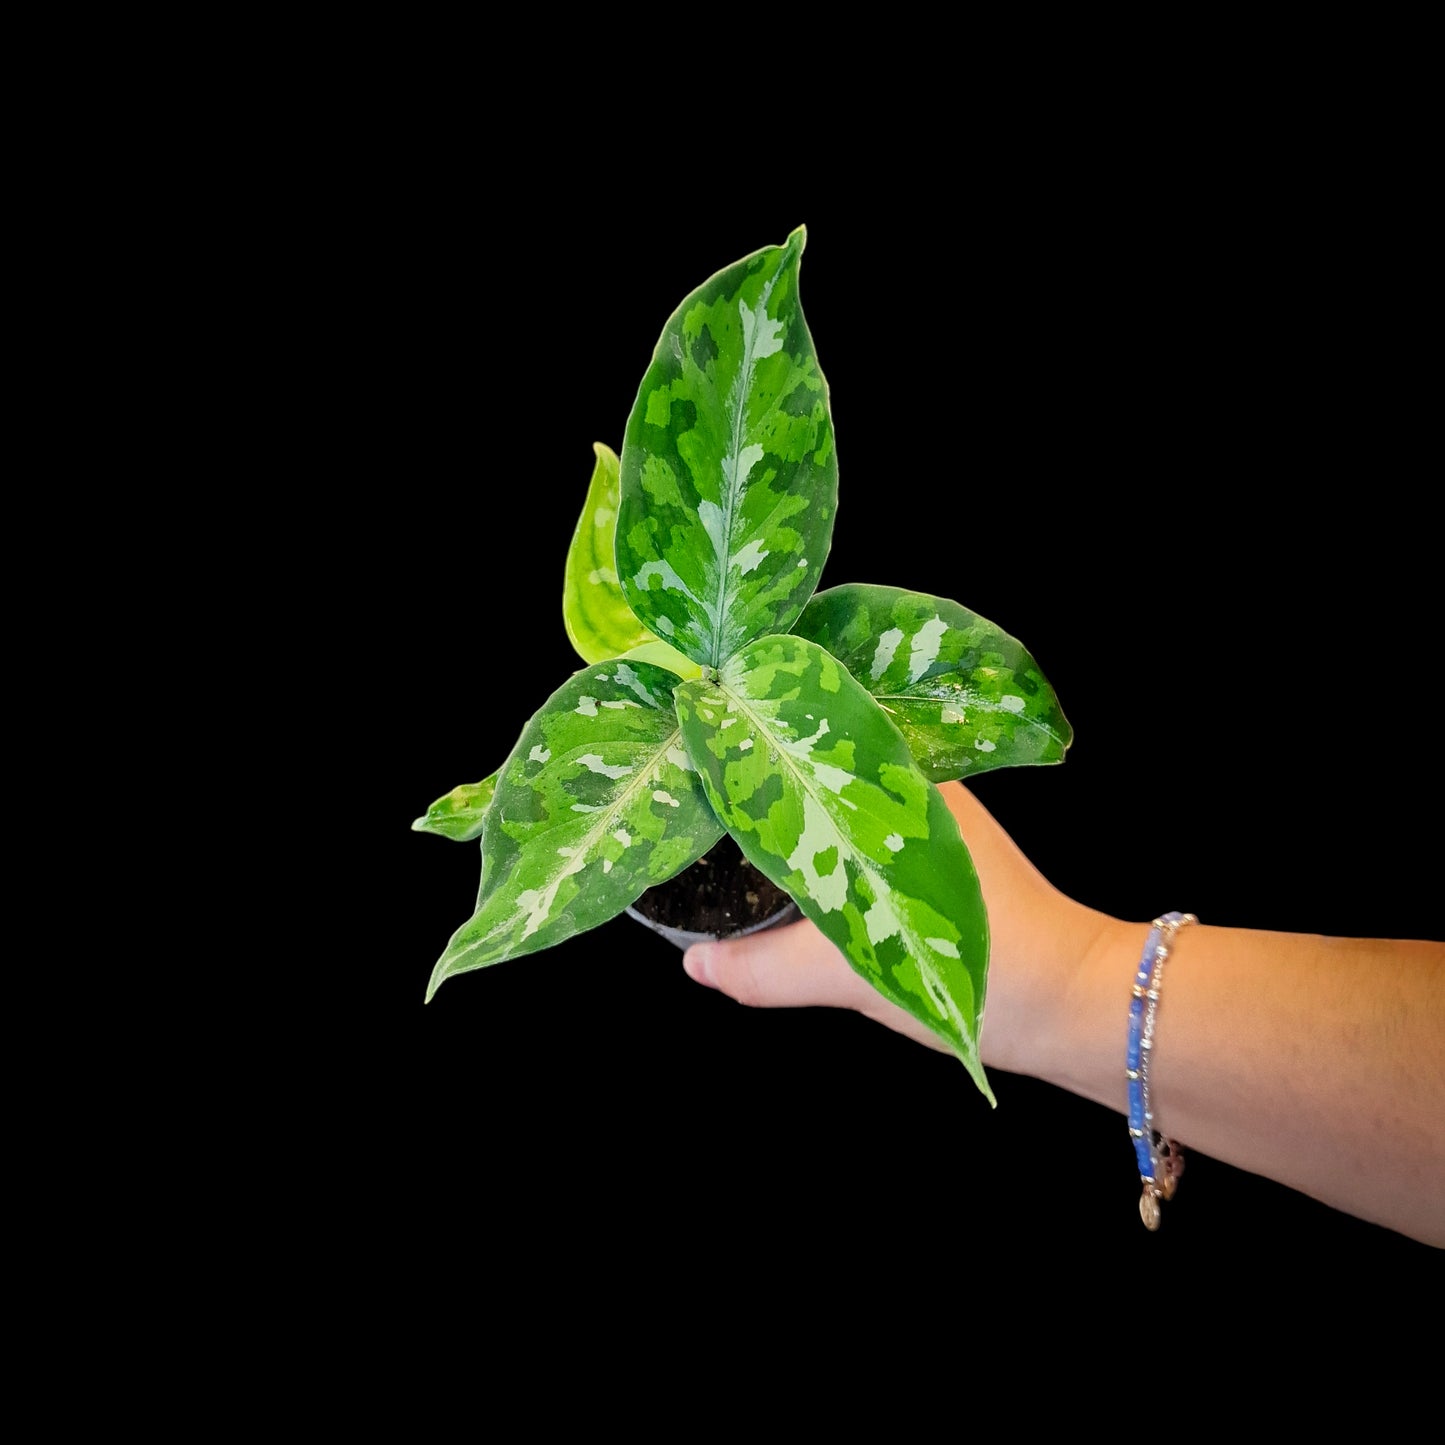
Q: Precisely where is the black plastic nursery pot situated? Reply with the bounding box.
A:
[625,832,801,949]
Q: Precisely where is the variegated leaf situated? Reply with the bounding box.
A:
[427,659,722,1000]
[412,773,497,842]
[793,584,1073,783]
[675,633,993,1102]
[563,442,695,679]
[616,225,837,669]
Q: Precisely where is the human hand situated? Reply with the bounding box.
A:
[682,781,1113,1077]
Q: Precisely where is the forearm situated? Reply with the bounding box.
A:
[690,783,1445,1247]
[937,781,1445,1246]
[1026,915,1445,1246]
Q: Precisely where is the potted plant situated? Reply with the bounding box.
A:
[413,225,1071,1104]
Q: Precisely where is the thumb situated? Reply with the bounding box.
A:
[682,918,881,1012]
[683,918,952,1055]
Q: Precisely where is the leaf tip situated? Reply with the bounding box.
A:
[967,1058,997,1108]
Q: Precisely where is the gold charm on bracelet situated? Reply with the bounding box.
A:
[1140,1184,1162,1231]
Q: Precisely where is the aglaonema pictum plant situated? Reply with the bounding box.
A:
[414,225,1071,1102]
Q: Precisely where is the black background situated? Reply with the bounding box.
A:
[262,114,1440,1334]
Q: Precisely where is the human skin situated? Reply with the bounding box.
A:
[682,781,1445,1248]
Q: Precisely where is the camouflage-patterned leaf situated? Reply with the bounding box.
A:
[674,633,993,1102]
[562,443,695,679]
[793,584,1073,783]
[412,773,497,842]
[616,225,837,669]
[427,659,722,1000]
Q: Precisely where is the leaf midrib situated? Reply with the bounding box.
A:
[707,270,779,668]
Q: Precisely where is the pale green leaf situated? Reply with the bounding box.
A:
[562,440,699,677]
[563,442,655,663]
[617,638,702,675]
[412,774,497,842]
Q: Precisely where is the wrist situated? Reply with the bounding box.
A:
[1022,909,1138,1113]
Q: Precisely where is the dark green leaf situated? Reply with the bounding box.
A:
[676,632,993,1100]
[616,225,836,669]
[428,660,721,999]
[794,584,1073,781]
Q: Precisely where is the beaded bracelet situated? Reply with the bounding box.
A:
[1126,911,1198,1231]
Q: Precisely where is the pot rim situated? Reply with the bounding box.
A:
[625,898,801,950]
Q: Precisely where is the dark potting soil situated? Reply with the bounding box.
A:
[629,833,795,938]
